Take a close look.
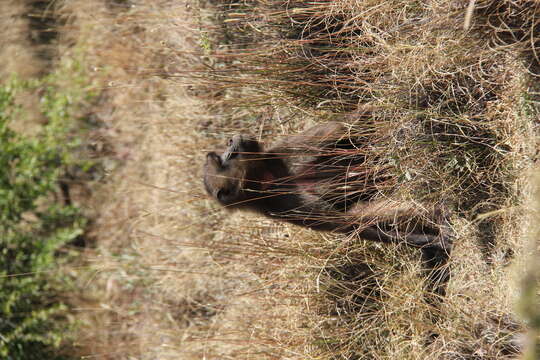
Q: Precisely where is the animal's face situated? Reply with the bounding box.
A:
[204,135,262,207]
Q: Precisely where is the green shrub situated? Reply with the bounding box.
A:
[0,80,85,359]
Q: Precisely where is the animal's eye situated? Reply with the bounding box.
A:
[227,138,234,146]
[207,152,221,165]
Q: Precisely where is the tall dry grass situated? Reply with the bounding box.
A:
[188,2,538,357]
[519,173,540,360]
[6,0,537,358]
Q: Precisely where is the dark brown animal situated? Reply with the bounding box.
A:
[204,122,453,295]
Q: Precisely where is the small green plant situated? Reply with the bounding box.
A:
[0,79,86,359]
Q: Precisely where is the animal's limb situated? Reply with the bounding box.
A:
[357,225,452,252]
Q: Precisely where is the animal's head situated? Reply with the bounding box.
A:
[204,135,263,207]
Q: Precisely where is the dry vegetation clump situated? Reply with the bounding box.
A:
[519,174,540,360]
[0,0,52,78]
[192,0,539,358]
[0,0,63,134]
[5,0,537,358]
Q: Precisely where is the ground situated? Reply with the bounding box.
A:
[1,0,539,359]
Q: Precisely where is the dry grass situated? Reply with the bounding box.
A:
[187,3,538,357]
[3,0,539,359]
[519,173,540,360]
[0,0,52,134]
[0,0,46,78]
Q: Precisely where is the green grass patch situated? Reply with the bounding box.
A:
[0,68,93,359]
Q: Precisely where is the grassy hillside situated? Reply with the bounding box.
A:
[1,0,539,359]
